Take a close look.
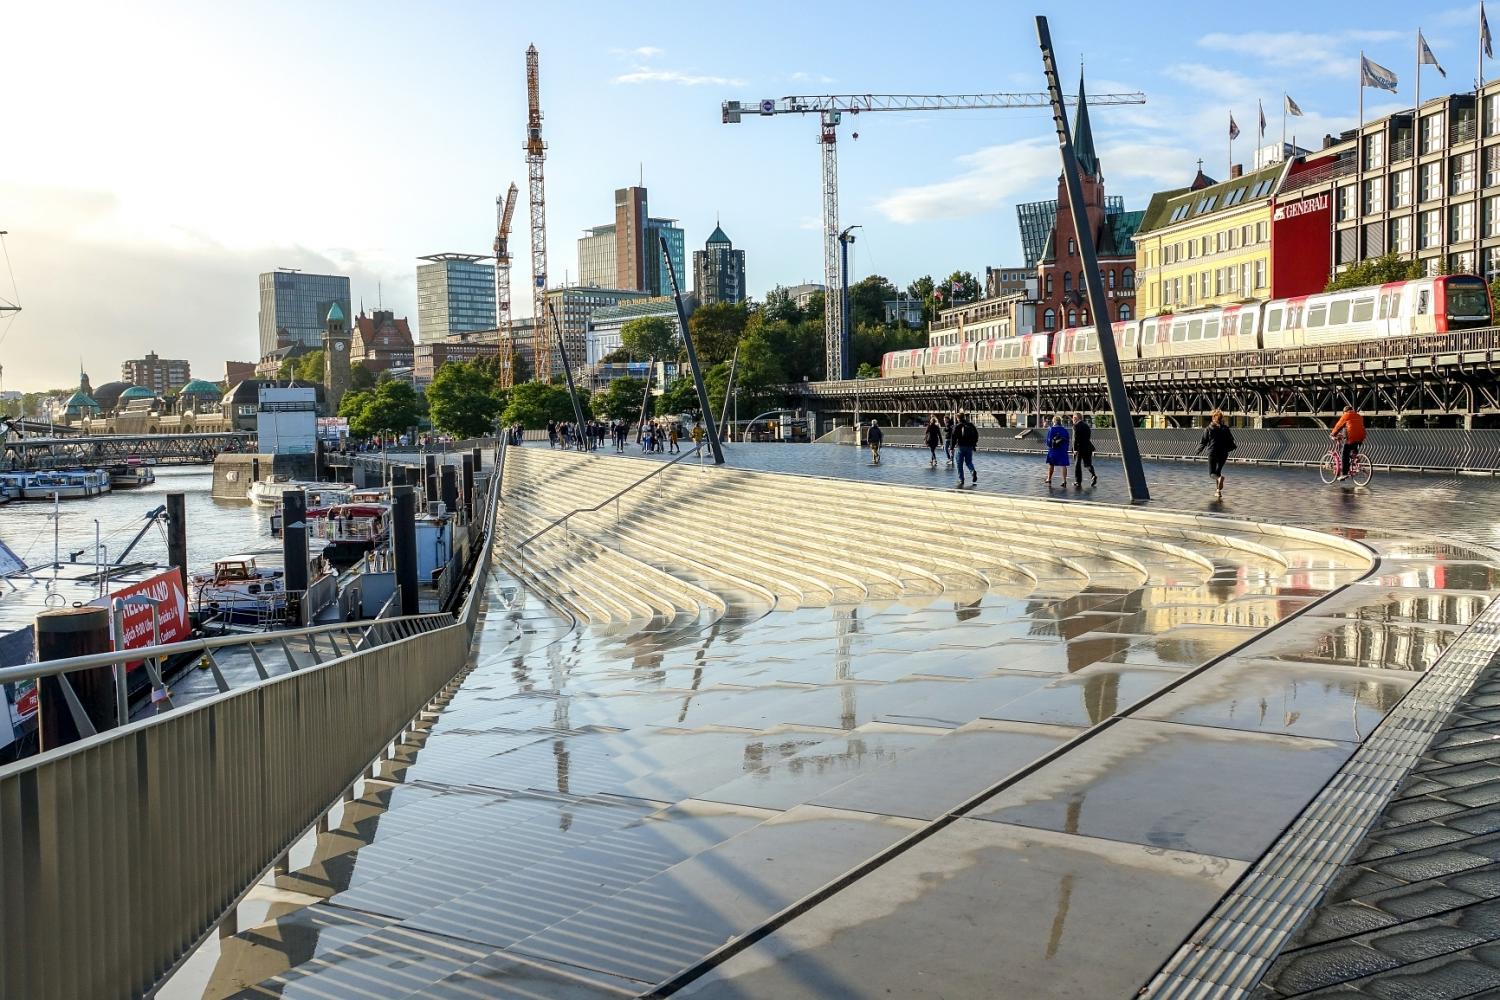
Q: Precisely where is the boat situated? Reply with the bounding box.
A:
[190,557,290,627]
[248,475,305,506]
[107,461,156,489]
[268,485,355,536]
[314,502,391,567]
[11,469,111,500]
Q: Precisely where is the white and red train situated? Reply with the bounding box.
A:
[880,274,1494,378]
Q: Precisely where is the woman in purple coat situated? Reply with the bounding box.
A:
[1044,415,1070,487]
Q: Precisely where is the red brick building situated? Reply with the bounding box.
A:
[351,309,414,374]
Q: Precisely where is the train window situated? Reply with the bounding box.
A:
[1417,290,1430,314]
[1171,322,1186,342]
[1390,293,1402,315]
[1187,320,1203,341]
[1307,304,1328,328]
[1329,300,1351,325]
[1266,309,1283,333]
[1352,298,1375,322]
[1240,313,1255,336]
[1204,319,1220,339]
[1378,294,1390,319]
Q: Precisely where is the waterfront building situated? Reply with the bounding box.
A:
[90,381,129,414]
[416,253,496,342]
[121,352,191,395]
[883,298,925,328]
[691,225,747,306]
[1033,74,1145,332]
[59,371,101,425]
[587,297,682,367]
[256,385,318,455]
[257,270,351,360]
[578,224,620,289]
[176,380,222,415]
[350,309,414,374]
[984,266,1034,299]
[322,303,352,415]
[928,292,1036,348]
[545,286,650,373]
[222,361,257,388]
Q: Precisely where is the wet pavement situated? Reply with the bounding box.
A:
[156,445,1500,999]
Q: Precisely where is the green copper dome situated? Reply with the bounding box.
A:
[326,302,345,323]
[179,379,222,397]
[64,389,100,412]
[118,385,154,401]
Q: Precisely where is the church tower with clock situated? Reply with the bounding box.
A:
[322,302,352,415]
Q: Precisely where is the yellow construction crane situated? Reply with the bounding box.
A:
[525,44,550,381]
[721,88,1145,380]
[493,183,519,389]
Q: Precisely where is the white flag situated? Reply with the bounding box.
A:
[1419,31,1447,77]
[1361,55,1399,93]
[1258,100,1266,138]
[1285,94,1304,117]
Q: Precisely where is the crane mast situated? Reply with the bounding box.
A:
[493,183,519,388]
[525,44,550,381]
[722,89,1146,382]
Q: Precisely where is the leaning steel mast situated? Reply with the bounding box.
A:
[525,45,551,382]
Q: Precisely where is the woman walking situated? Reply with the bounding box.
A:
[1044,415,1070,487]
[1196,408,1236,499]
[924,416,942,468]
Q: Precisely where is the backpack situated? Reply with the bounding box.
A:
[1048,430,1064,449]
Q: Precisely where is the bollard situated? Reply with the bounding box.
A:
[471,446,483,473]
[389,465,408,488]
[423,454,439,504]
[460,454,475,520]
[251,457,261,483]
[440,465,458,517]
[36,606,114,750]
[281,490,310,625]
[166,491,188,593]
[392,485,419,615]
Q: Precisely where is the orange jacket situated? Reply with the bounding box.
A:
[1331,411,1366,444]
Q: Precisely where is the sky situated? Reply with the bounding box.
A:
[1,0,1490,390]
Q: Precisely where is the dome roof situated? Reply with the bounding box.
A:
[118,385,154,401]
[64,390,100,411]
[179,379,222,397]
[92,381,129,410]
[326,302,345,323]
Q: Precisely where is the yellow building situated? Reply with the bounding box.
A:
[1134,162,1284,318]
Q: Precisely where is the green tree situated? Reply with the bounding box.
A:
[855,362,881,378]
[427,360,503,438]
[500,381,590,428]
[656,377,701,416]
[849,275,899,329]
[762,287,804,324]
[599,346,633,365]
[703,362,731,422]
[942,270,982,305]
[803,290,826,326]
[338,388,372,421]
[620,316,678,360]
[346,379,422,438]
[350,361,377,392]
[907,275,936,323]
[688,301,748,365]
[1326,251,1426,291]
[593,377,645,421]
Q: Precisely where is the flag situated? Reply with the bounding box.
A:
[1361,55,1399,92]
[1258,100,1266,139]
[1485,2,1493,60]
[950,280,962,294]
[1419,30,1447,77]
[1285,94,1304,116]
[1229,113,1240,140]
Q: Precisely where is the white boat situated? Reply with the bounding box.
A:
[17,469,111,500]
[190,557,289,626]
[107,462,156,489]
[268,485,355,536]
[248,475,304,506]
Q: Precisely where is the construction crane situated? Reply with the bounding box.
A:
[525,44,551,382]
[722,89,1146,381]
[493,183,519,389]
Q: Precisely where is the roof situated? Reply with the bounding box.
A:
[1102,211,1145,256]
[705,225,731,245]
[354,311,414,349]
[1135,162,1285,237]
[1073,73,1099,177]
[590,296,680,324]
[64,390,100,411]
[326,302,345,323]
[180,379,222,396]
[118,385,154,401]
[1132,187,1192,241]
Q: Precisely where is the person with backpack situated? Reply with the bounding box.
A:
[1044,416,1070,487]
[923,416,942,468]
[953,412,979,488]
[943,415,956,467]
[1196,408,1236,499]
[867,418,884,465]
[1072,412,1097,489]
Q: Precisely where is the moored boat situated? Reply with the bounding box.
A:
[190,557,290,627]
[14,469,111,500]
[107,461,156,489]
[314,502,391,567]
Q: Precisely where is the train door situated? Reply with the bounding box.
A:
[1411,279,1435,335]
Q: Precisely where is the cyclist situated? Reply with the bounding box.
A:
[1329,405,1366,481]
[867,418,884,465]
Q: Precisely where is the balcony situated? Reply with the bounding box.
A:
[1283,157,1357,193]
[1390,138,1413,162]
[1452,119,1479,145]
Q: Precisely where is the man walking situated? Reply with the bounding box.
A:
[867,418,884,465]
[954,412,979,488]
[1072,412,1097,488]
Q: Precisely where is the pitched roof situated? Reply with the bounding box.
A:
[326,302,345,323]
[1135,161,1285,236]
[705,225,731,245]
[1073,73,1099,177]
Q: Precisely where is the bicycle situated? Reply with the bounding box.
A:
[1319,442,1374,486]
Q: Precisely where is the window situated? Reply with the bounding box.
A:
[1108,269,1116,288]
[1266,308,1283,333]
[1420,208,1443,249]
[1452,152,1477,195]
[1421,162,1444,201]
[1364,133,1385,169]
[1337,185,1357,221]
[1068,237,1076,255]
[1486,246,1500,277]
[1390,169,1412,208]
[1352,297,1375,322]
[1043,309,1055,329]
[1201,236,1212,255]
[1363,177,1384,215]
[1078,270,1085,290]
[1119,304,1131,320]
[1452,250,1477,274]
[1067,310,1077,326]
[1255,259,1266,288]
[1240,313,1255,337]
[1390,215,1413,254]
[1417,289,1430,314]
[1329,299,1351,325]
[1420,111,1446,153]
[1063,272,1072,293]
[1488,93,1500,136]
[1215,268,1225,296]
[1171,322,1187,343]
[1045,274,1053,296]
[1200,271,1209,298]
[1488,146,1500,187]
[1204,318,1220,339]
[1256,221,1268,243]
[1451,201,1476,242]
[1307,303,1328,328]
[1187,319,1204,341]
[1123,268,1134,289]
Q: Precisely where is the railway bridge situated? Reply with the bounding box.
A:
[793,327,1500,426]
[0,430,254,468]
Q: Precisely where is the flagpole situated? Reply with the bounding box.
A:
[1359,51,1365,140]
[1281,93,1287,159]
[1415,30,1422,158]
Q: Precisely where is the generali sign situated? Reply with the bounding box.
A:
[1272,193,1329,221]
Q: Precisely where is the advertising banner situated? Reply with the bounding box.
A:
[92,570,190,668]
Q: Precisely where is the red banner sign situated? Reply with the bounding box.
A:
[94,570,190,661]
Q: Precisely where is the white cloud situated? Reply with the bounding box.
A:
[1197,30,1401,77]
[1163,63,1259,100]
[631,46,664,59]
[874,139,1057,223]
[790,71,835,85]
[613,67,746,87]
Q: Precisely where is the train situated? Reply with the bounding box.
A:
[880,274,1495,378]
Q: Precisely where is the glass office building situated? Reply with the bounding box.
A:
[416,253,497,342]
[647,219,686,297]
[257,271,352,358]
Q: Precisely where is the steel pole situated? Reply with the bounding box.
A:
[660,235,724,464]
[547,303,589,449]
[1036,15,1150,502]
[718,343,740,445]
[637,354,654,443]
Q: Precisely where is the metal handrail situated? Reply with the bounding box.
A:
[512,444,703,550]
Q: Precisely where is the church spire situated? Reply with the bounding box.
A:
[1072,71,1100,178]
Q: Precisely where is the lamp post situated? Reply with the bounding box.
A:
[838,225,860,382]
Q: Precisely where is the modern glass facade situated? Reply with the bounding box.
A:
[257,271,352,358]
[692,227,746,305]
[416,254,497,342]
[648,220,686,297]
[578,225,617,288]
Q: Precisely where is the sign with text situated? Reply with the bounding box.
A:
[92,570,190,667]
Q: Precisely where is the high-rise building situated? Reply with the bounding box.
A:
[121,351,191,395]
[578,224,618,287]
[416,253,496,342]
[545,286,650,373]
[692,225,746,305]
[581,186,687,297]
[258,270,351,360]
[649,218,686,296]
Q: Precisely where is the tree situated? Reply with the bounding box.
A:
[350,362,377,392]
[856,362,881,378]
[620,316,678,360]
[688,302,748,365]
[942,270,982,305]
[599,346,633,365]
[500,381,590,428]
[1326,252,1425,291]
[345,379,422,439]
[427,360,503,438]
[593,377,645,421]
[908,275,936,323]
[656,377,700,416]
[803,290,826,326]
[849,275,900,329]
[762,287,804,324]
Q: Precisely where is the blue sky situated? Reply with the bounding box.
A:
[1,0,1490,389]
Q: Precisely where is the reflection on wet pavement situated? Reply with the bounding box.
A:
[157,447,1500,1000]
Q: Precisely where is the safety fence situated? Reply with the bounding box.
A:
[0,440,505,1000]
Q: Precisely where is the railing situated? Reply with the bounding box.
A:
[1452,119,1479,145]
[0,438,506,1000]
[1281,156,1357,192]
